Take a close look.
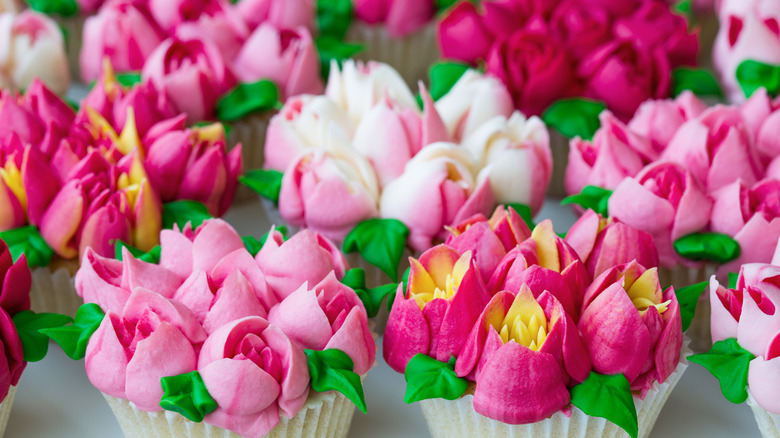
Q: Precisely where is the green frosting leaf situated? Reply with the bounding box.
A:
[343,219,410,282]
[316,0,353,40]
[673,233,741,263]
[305,348,367,413]
[114,241,161,264]
[504,203,535,229]
[672,0,694,23]
[403,354,468,404]
[242,236,263,257]
[40,303,106,360]
[25,0,78,16]
[12,311,73,362]
[115,72,142,88]
[239,169,284,204]
[0,226,54,268]
[435,0,462,13]
[737,60,780,99]
[672,68,724,98]
[674,280,708,332]
[216,80,279,122]
[561,186,613,217]
[570,372,638,438]
[542,98,606,141]
[728,272,739,289]
[428,62,471,101]
[159,371,218,423]
[341,268,398,318]
[315,36,364,78]
[689,338,755,404]
[162,201,213,231]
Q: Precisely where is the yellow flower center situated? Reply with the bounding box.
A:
[0,162,26,212]
[624,268,670,315]
[410,251,471,310]
[489,288,548,351]
[531,222,560,272]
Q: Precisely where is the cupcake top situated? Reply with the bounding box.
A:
[564,90,780,273]
[383,206,682,433]
[437,0,699,121]
[254,61,551,276]
[0,72,240,268]
[68,218,374,437]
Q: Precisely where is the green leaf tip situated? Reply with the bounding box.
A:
[403,354,468,404]
[160,370,218,423]
[341,268,398,318]
[672,68,723,98]
[570,372,638,438]
[561,186,613,217]
[689,338,754,404]
[239,169,284,204]
[40,303,105,360]
[305,348,367,414]
[673,233,741,263]
[0,226,54,268]
[217,80,279,122]
[343,219,410,282]
[542,98,606,141]
[736,60,780,99]
[162,201,213,231]
[12,310,73,362]
[674,280,708,332]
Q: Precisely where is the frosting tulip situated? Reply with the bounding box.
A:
[383,246,490,372]
[627,92,707,154]
[235,0,315,31]
[354,0,435,37]
[174,1,249,61]
[0,239,29,400]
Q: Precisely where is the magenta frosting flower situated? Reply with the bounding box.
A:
[0,240,30,400]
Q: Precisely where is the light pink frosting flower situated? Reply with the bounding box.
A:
[354,0,435,37]
[235,0,315,31]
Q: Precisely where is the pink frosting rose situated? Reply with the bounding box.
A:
[627,91,707,154]
[436,1,493,64]
[235,0,315,31]
[549,0,612,59]
[198,316,310,437]
[174,1,249,61]
[354,0,435,37]
[608,161,714,267]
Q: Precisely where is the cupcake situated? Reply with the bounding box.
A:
[437,0,701,197]
[384,208,687,438]
[78,0,323,171]
[690,262,780,437]
[0,75,240,316]
[249,61,550,303]
[50,218,374,438]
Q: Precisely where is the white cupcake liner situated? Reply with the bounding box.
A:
[0,386,17,438]
[419,348,690,438]
[29,264,82,317]
[658,264,717,353]
[748,392,780,438]
[229,110,275,203]
[347,22,438,87]
[548,130,570,199]
[103,388,357,438]
[56,14,86,84]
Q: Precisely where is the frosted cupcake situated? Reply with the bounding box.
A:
[54,219,374,438]
[384,210,687,438]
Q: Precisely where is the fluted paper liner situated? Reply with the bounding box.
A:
[548,130,570,199]
[0,386,17,438]
[748,392,780,438]
[419,350,689,438]
[230,111,275,202]
[658,264,717,353]
[104,388,357,438]
[29,266,82,317]
[347,22,438,87]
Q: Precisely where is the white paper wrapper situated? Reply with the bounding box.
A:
[347,22,438,87]
[548,130,570,199]
[103,388,357,438]
[0,386,17,438]
[29,265,81,317]
[57,14,87,84]
[748,392,780,438]
[419,351,689,438]
[658,264,717,353]
[229,111,275,202]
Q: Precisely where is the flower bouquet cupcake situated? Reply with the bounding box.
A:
[0,75,241,316]
[383,207,688,438]
[45,218,374,438]
[244,60,552,323]
[78,0,323,171]
[437,0,705,197]
[689,258,780,437]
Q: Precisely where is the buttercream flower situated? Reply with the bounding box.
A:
[661,105,764,193]
[549,1,611,59]
[627,91,707,153]
[608,161,713,267]
[268,272,374,374]
[144,123,242,216]
[486,29,576,117]
[175,1,249,61]
[433,70,514,143]
[232,24,322,99]
[354,0,435,37]
[80,0,164,83]
[565,111,653,196]
[445,206,532,280]
[710,179,780,274]
[0,11,69,94]
[198,316,310,438]
[23,79,77,149]
[0,143,60,229]
[235,0,315,31]
[264,94,355,172]
[278,136,379,243]
[436,1,492,64]
[148,0,211,32]
[383,246,490,373]
[380,143,494,252]
[565,209,659,279]
[352,90,448,187]
[579,261,682,391]
[454,287,591,423]
[709,263,780,414]
[325,59,417,125]
[255,227,348,304]
[579,40,671,122]
[0,239,29,400]
[85,288,206,411]
[462,112,551,214]
[142,37,236,123]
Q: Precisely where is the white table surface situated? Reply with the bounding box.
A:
[5,199,762,437]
